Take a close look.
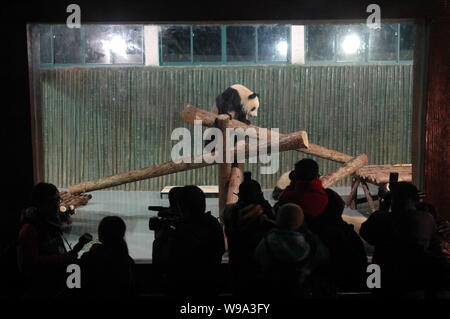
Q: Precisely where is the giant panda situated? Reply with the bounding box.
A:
[213,84,259,124]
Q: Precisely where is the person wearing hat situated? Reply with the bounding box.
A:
[277,159,329,219]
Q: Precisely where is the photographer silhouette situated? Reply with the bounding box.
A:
[17,183,91,298]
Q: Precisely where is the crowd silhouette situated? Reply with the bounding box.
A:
[1,159,449,299]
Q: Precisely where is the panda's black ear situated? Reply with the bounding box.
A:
[248,93,258,99]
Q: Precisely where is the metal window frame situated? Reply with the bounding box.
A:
[159,24,291,66]
[40,24,145,67]
[305,23,414,65]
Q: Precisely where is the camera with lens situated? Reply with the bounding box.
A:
[148,206,181,232]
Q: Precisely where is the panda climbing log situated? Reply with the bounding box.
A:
[214,84,259,124]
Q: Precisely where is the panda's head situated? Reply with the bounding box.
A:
[216,84,259,122]
[230,84,259,119]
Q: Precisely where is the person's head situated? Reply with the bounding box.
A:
[276,203,304,231]
[30,182,60,221]
[238,172,263,204]
[168,187,182,210]
[390,182,420,212]
[98,216,127,250]
[178,185,206,218]
[294,159,319,181]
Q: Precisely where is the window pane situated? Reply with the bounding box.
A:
[369,24,398,61]
[226,26,256,62]
[161,26,191,63]
[53,25,81,64]
[306,25,335,61]
[112,25,143,64]
[38,25,52,64]
[336,25,366,63]
[257,25,289,62]
[85,25,114,64]
[85,25,143,64]
[193,26,221,62]
[400,24,415,60]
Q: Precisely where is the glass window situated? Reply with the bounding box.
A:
[369,24,398,61]
[306,25,335,61]
[400,24,415,60]
[113,25,143,64]
[226,26,256,62]
[193,26,221,62]
[336,25,366,63]
[257,25,289,62]
[85,25,114,64]
[53,25,82,64]
[160,26,191,63]
[38,25,52,64]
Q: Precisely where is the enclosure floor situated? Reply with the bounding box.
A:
[61,187,374,263]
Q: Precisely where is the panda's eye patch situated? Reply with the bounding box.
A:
[248,93,258,99]
[251,107,256,111]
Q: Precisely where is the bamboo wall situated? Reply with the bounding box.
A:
[40,64,413,190]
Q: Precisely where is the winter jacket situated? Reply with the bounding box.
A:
[277,180,329,217]
[255,228,329,298]
[16,221,75,298]
[360,207,449,294]
[80,243,135,298]
[164,212,225,297]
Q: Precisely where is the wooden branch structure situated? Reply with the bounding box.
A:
[59,192,92,213]
[320,154,369,188]
[69,130,307,194]
[182,104,352,163]
[355,164,412,186]
[360,181,376,213]
[216,116,234,220]
[69,103,374,217]
[346,163,412,211]
[226,164,243,205]
[346,177,361,209]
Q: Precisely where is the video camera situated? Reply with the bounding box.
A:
[148,205,181,232]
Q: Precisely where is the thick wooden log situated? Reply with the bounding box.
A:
[361,181,376,213]
[320,154,369,189]
[69,130,307,194]
[299,144,353,163]
[182,104,309,149]
[59,192,92,212]
[346,176,361,208]
[182,104,353,162]
[216,116,244,218]
[226,164,243,206]
[217,116,232,222]
[355,164,412,185]
[218,163,231,222]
